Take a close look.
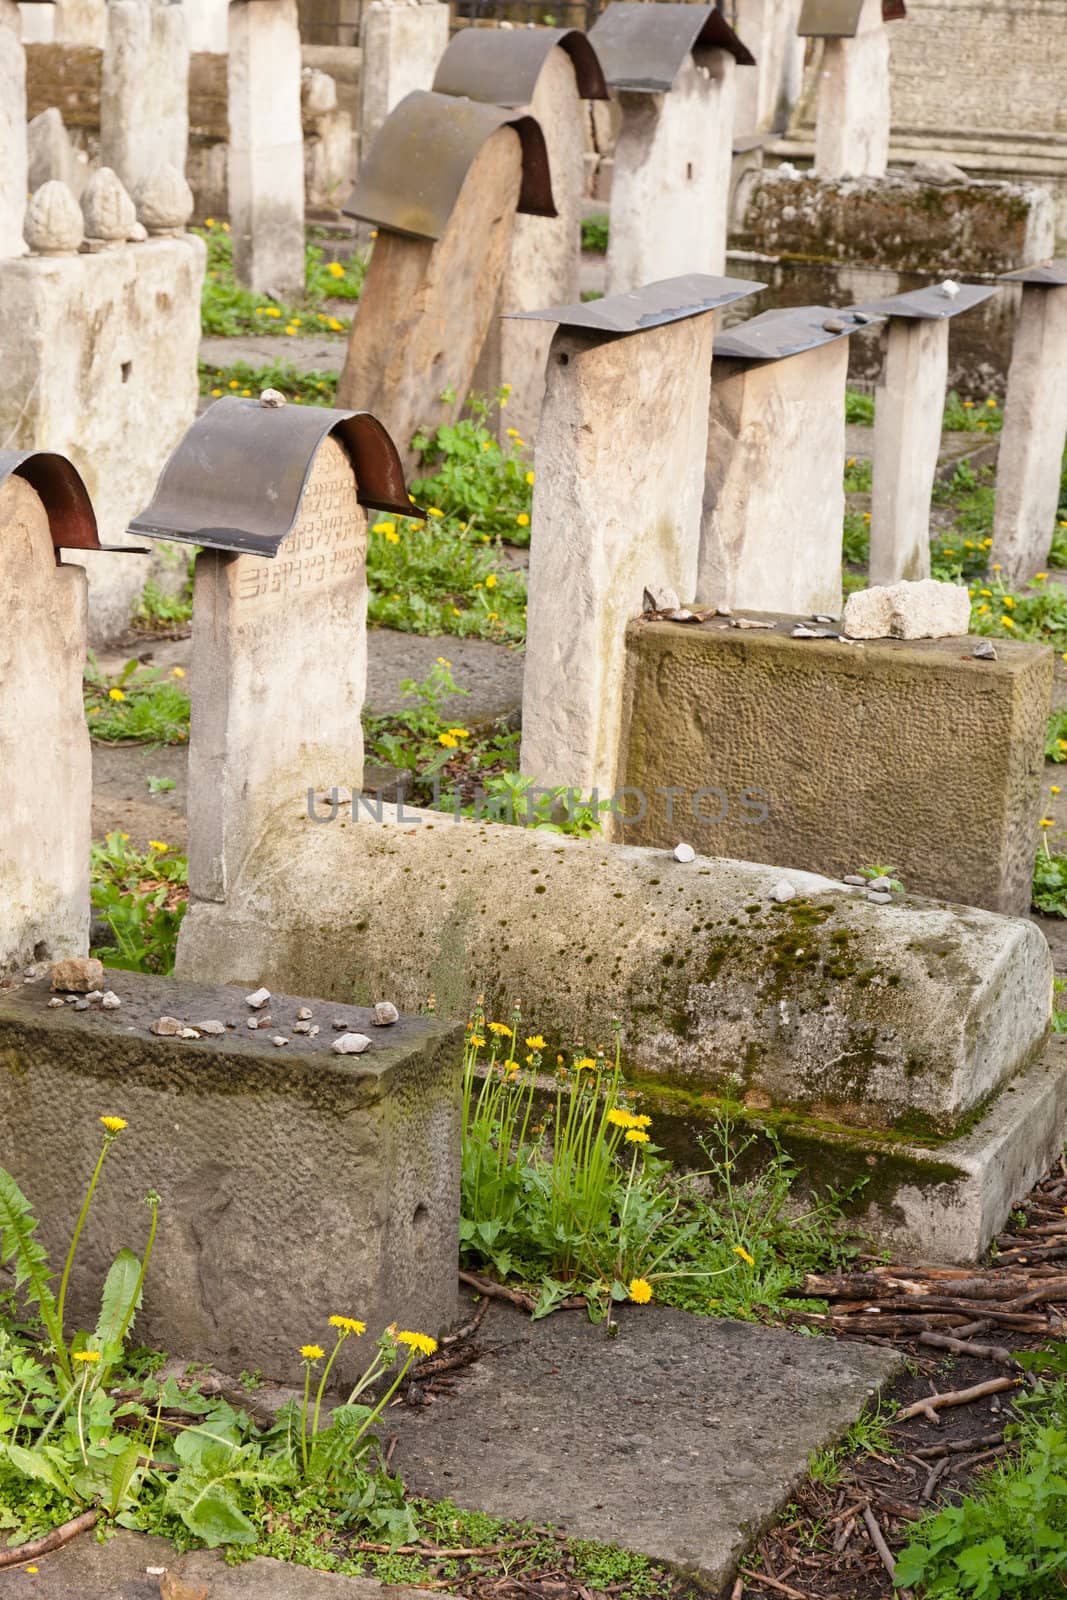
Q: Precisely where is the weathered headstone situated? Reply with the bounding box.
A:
[337,91,553,472]
[798,0,903,180]
[100,0,188,195]
[0,0,27,257]
[433,29,608,445]
[183,0,227,53]
[228,0,305,298]
[358,0,449,167]
[129,398,411,901]
[588,2,755,293]
[0,454,105,974]
[697,306,871,616]
[855,282,999,585]
[518,275,762,801]
[732,0,803,137]
[991,262,1067,586]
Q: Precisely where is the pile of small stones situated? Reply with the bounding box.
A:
[46,956,121,1011]
[146,987,401,1052]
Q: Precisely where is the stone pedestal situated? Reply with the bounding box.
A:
[358,0,449,166]
[100,0,188,194]
[0,0,27,258]
[183,0,227,54]
[228,0,305,298]
[731,0,803,136]
[992,273,1067,586]
[869,317,947,584]
[0,473,90,977]
[813,0,890,179]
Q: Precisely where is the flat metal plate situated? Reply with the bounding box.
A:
[1000,260,1067,287]
[588,3,754,92]
[128,399,418,556]
[342,90,555,240]
[0,449,144,553]
[433,28,608,106]
[712,305,881,362]
[798,0,864,36]
[851,283,999,320]
[507,273,765,336]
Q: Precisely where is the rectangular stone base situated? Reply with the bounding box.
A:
[0,971,464,1383]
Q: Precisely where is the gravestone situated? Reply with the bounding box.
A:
[337,91,553,472]
[732,0,803,137]
[991,262,1067,586]
[0,454,103,975]
[100,0,188,195]
[358,0,449,167]
[517,275,762,802]
[588,2,754,293]
[0,0,27,257]
[228,0,305,297]
[855,282,999,584]
[697,305,872,616]
[129,398,411,902]
[799,0,902,179]
[433,29,608,445]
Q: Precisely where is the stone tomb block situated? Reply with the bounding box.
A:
[0,971,464,1381]
[619,615,1052,917]
[228,0,305,298]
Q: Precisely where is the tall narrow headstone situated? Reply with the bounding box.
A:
[588,2,755,293]
[129,400,412,902]
[228,0,305,298]
[518,275,763,804]
[732,0,803,137]
[100,0,189,193]
[0,0,27,257]
[855,283,998,585]
[799,0,904,180]
[183,0,227,53]
[991,262,1067,587]
[432,29,609,444]
[696,306,872,616]
[337,91,553,472]
[358,0,449,166]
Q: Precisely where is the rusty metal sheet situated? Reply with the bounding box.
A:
[508,273,765,337]
[127,398,418,556]
[852,283,999,320]
[588,2,754,92]
[0,449,144,554]
[799,0,904,34]
[1000,260,1067,288]
[433,27,608,106]
[712,305,881,362]
[342,90,555,240]
[882,0,907,18]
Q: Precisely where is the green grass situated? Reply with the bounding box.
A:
[199,359,338,407]
[131,576,193,631]
[198,224,365,337]
[807,1401,897,1487]
[368,516,526,642]
[91,832,188,974]
[844,386,1004,433]
[84,654,190,746]
[581,212,609,253]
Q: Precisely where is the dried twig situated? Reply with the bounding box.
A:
[894,1376,1018,1424]
[0,1510,99,1569]
[862,1505,897,1579]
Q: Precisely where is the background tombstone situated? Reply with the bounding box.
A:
[731,0,803,139]
[991,262,1067,587]
[697,306,874,617]
[0,0,27,256]
[432,28,608,446]
[100,0,189,194]
[799,0,904,180]
[588,2,755,293]
[358,0,450,169]
[129,398,412,904]
[228,0,305,297]
[853,283,999,585]
[336,91,554,472]
[0,452,120,974]
[518,275,763,805]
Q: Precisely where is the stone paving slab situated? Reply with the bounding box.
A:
[19,1531,428,1599]
[389,1300,899,1593]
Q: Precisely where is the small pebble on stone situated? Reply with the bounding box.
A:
[867,890,892,905]
[868,876,894,892]
[50,956,105,994]
[85,990,103,1002]
[296,1006,313,1021]
[770,879,796,903]
[181,1027,200,1039]
[246,1018,259,1030]
[196,1020,225,1035]
[101,991,122,1009]
[373,1001,400,1026]
[332,1019,348,1030]
[151,1016,184,1036]
[716,605,733,617]
[309,1025,320,1038]
[673,842,696,864]
[47,996,65,1008]
[332,1032,372,1055]
[245,987,271,1009]
[813,615,838,624]
[843,874,866,886]
[293,1021,311,1034]
[973,639,998,661]
[272,1036,288,1047]
[74,998,90,1011]
[64,995,79,1004]
[791,626,818,638]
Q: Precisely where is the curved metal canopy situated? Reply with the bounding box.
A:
[510,273,765,338]
[712,305,881,363]
[1000,260,1067,288]
[343,90,556,241]
[433,27,609,106]
[128,398,418,557]
[0,449,143,553]
[588,2,755,93]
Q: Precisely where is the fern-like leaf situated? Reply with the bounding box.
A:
[0,1167,58,1325]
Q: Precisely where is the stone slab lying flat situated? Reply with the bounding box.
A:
[23,1530,429,1599]
[0,970,464,1384]
[390,1300,898,1592]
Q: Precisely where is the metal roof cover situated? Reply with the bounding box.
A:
[1000,260,1067,287]
[588,3,755,93]
[798,0,905,36]
[342,90,556,240]
[712,305,881,362]
[0,449,143,553]
[128,398,418,557]
[432,27,609,106]
[507,273,765,337]
[852,283,999,320]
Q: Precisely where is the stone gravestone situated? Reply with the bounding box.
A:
[588,2,755,294]
[433,28,608,446]
[228,0,305,297]
[336,90,553,472]
[798,0,903,180]
[129,397,412,904]
[0,453,108,975]
[991,262,1067,587]
[697,306,874,618]
[854,282,999,585]
[732,0,803,139]
[517,274,763,805]
[100,0,189,196]
[358,0,450,168]
[0,0,27,257]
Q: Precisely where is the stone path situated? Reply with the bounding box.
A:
[389,1298,898,1594]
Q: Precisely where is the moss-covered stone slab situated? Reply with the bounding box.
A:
[0,971,464,1383]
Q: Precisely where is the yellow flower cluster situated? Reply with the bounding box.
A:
[328,1314,366,1335]
[488,1021,513,1038]
[606,1108,652,1131]
[396,1330,438,1356]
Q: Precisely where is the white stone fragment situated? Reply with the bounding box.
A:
[373,1000,399,1026]
[181,1027,200,1039]
[644,584,681,614]
[196,1019,225,1034]
[47,997,65,1008]
[260,388,286,408]
[309,1025,320,1038]
[867,891,892,904]
[332,1032,372,1055]
[152,1016,184,1036]
[272,1035,288,1047]
[770,879,796,903]
[246,1018,258,1029]
[673,842,696,864]
[101,992,122,1009]
[246,987,271,1008]
[868,876,894,892]
[24,180,84,255]
[296,1006,312,1020]
[85,990,103,1002]
[939,278,961,299]
[843,579,971,640]
[293,1021,311,1033]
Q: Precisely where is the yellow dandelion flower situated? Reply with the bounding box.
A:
[328,1314,366,1335]
[205,217,215,227]
[300,1344,325,1361]
[976,605,990,615]
[986,396,997,407]
[1040,818,1055,828]
[1001,616,1015,627]
[733,1245,755,1266]
[1036,572,1049,582]
[942,548,955,556]
[385,531,400,544]
[846,457,856,468]
[396,1330,437,1356]
[452,607,462,616]
[376,523,396,536]
[73,1350,101,1363]
[485,574,497,589]
[863,512,871,523]
[525,471,534,485]
[437,657,451,668]
[99,1116,127,1133]
[438,734,458,749]
[327,261,345,279]
[625,1128,650,1143]
[241,389,251,397]
[573,1057,597,1071]
[1002,595,1015,608]
[506,428,520,438]
[148,840,168,852]
[607,1108,634,1127]
[628,1278,653,1304]
[631,1114,652,1128]
[469,1035,486,1048]
[1052,786,1061,795]
[962,399,974,408]
[228,379,240,390]
[211,387,222,397]
[488,1021,513,1037]
[172,666,186,678]
[446,728,470,739]
[516,513,530,527]
[525,1035,546,1049]
[284,327,297,336]
[427,506,444,518]
[266,307,282,318]
[328,317,344,332]
[108,687,125,702]
[979,589,992,597]
[992,563,1002,571]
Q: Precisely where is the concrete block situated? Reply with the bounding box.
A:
[619,616,1052,915]
[0,970,464,1381]
[843,577,971,638]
